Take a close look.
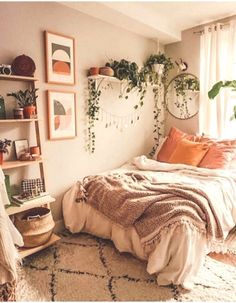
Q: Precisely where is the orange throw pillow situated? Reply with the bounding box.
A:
[199,141,236,169]
[156,127,201,162]
[168,139,209,166]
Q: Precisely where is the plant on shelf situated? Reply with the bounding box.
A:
[174,76,200,97]
[208,80,236,119]
[7,88,38,119]
[0,138,12,165]
[105,59,147,109]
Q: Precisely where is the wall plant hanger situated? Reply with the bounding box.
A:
[165,73,200,120]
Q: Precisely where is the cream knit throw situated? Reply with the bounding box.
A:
[76,172,226,248]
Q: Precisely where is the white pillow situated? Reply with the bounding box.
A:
[152,137,167,160]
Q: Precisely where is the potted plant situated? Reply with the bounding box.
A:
[0,138,11,165]
[144,53,174,83]
[208,80,236,119]
[174,75,200,97]
[105,59,147,107]
[7,88,38,119]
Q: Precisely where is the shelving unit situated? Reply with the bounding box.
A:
[0,74,60,257]
[0,118,38,123]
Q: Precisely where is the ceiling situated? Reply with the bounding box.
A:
[62,1,236,44]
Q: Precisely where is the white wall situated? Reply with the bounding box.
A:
[0,2,157,224]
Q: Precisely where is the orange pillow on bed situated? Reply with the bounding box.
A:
[168,139,209,166]
[156,127,201,162]
[198,140,236,169]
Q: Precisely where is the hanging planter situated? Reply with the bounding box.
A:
[152,63,165,75]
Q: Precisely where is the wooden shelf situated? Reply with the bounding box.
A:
[0,119,38,123]
[88,75,121,83]
[0,74,38,82]
[88,74,158,87]
[6,195,55,216]
[18,233,60,258]
[1,159,42,170]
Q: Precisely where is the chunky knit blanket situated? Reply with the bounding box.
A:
[76,172,225,247]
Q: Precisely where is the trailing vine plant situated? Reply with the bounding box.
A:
[143,53,174,156]
[86,54,174,154]
[86,79,101,153]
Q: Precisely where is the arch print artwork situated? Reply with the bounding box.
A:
[45,31,75,85]
[47,90,76,140]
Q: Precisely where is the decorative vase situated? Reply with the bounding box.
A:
[99,67,114,77]
[89,67,99,76]
[0,152,3,165]
[152,63,165,75]
[23,105,36,119]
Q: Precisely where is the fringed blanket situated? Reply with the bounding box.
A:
[76,157,236,252]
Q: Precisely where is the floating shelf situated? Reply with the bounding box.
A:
[1,159,42,170]
[18,233,60,258]
[0,74,38,82]
[6,195,55,216]
[0,119,38,123]
[88,75,121,83]
[88,74,158,87]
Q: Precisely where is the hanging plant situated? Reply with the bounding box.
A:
[144,53,174,84]
[105,59,147,109]
[86,79,101,153]
[144,53,174,156]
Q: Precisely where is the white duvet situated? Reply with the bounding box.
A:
[62,156,236,290]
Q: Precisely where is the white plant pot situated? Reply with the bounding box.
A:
[152,64,165,75]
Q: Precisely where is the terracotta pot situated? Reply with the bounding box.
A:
[0,152,3,165]
[30,146,40,155]
[89,67,99,76]
[23,105,36,119]
[99,66,114,77]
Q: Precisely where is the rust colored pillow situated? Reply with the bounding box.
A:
[168,139,209,166]
[156,127,200,162]
[198,141,236,169]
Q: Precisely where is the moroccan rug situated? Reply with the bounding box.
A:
[16,233,236,301]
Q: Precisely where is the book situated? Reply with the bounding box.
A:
[11,192,49,206]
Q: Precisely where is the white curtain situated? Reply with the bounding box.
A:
[199,20,236,138]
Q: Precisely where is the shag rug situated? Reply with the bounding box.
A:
[16,233,236,301]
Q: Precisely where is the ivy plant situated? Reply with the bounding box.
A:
[105,59,147,109]
[86,79,101,153]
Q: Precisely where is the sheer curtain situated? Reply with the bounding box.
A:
[199,20,236,138]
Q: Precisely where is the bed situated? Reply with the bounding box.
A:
[62,155,236,290]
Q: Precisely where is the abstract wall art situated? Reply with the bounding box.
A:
[47,90,76,139]
[45,31,75,85]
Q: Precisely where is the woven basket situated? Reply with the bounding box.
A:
[15,207,55,248]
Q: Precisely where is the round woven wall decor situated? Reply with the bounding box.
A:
[11,54,36,77]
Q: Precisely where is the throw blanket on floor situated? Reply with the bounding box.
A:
[76,156,236,253]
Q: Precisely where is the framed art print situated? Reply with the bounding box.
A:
[45,31,75,85]
[47,90,76,140]
[14,139,29,159]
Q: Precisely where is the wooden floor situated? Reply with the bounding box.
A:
[208,252,236,267]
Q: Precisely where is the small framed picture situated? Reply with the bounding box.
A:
[45,31,75,85]
[14,139,29,159]
[47,90,76,140]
